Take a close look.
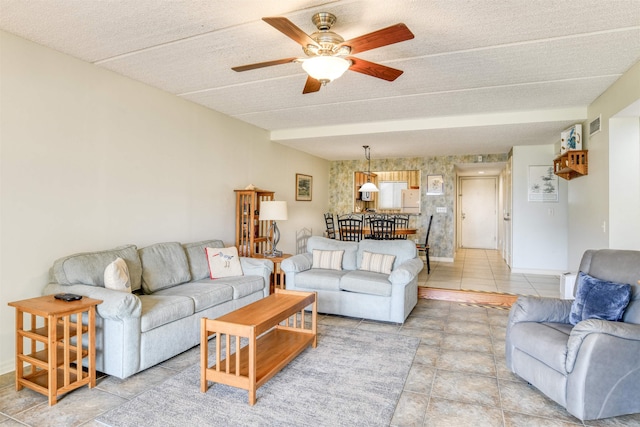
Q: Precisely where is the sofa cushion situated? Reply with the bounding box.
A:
[139,295,194,332]
[360,251,395,274]
[52,244,143,292]
[206,246,244,278]
[153,281,233,312]
[183,239,224,281]
[570,272,632,325]
[307,236,358,270]
[295,269,346,291]
[139,242,191,294]
[340,270,392,297]
[104,258,131,293]
[312,249,344,270]
[357,239,416,270]
[206,275,265,299]
[510,321,571,374]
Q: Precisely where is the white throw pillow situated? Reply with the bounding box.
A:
[360,251,395,275]
[312,249,344,270]
[206,247,244,278]
[104,257,132,293]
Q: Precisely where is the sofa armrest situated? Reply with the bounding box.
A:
[43,283,142,320]
[281,254,313,274]
[566,319,640,373]
[240,257,274,286]
[388,258,424,286]
[508,296,572,326]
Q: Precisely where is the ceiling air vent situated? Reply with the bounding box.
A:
[589,115,601,136]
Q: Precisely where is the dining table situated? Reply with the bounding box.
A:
[339,227,417,240]
[362,227,417,236]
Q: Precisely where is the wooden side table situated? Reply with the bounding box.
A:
[251,253,292,294]
[8,294,102,405]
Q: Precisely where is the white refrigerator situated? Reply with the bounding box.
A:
[401,189,420,213]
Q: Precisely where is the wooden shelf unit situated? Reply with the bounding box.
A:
[200,289,317,405]
[554,150,588,180]
[234,189,274,257]
[8,295,102,405]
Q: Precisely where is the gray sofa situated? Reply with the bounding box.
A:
[43,239,273,379]
[280,236,423,323]
[506,249,640,420]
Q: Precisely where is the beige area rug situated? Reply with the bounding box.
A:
[97,325,420,427]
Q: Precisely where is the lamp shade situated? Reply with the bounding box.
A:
[359,182,379,192]
[302,56,351,83]
[260,201,288,221]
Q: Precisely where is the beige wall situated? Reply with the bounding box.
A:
[567,61,640,268]
[0,31,328,373]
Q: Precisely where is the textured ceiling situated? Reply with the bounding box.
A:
[1,0,639,160]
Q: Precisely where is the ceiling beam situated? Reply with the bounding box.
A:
[270,107,587,141]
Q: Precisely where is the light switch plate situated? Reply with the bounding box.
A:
[436,207,447,213]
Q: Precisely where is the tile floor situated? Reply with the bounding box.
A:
[4,250,633,426]
[419,248,562,298]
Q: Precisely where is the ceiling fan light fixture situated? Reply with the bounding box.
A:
[302,56,351,84]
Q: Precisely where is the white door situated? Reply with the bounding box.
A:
[460,177,497,249]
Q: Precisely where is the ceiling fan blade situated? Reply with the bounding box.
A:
[263,17,318,48]
[303,76,322,94]
[232,57,298,72]
[348,57,404,81]
[339,23,414,55]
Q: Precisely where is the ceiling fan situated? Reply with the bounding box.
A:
[232,12,415,94]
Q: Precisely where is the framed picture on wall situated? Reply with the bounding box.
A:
[426,174,444,195]
[528,165,558,202]
[296,173,312,201]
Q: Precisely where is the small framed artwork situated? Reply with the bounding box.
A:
[528,165,558,202]
[296,173,312,201]
[426,174,444,195]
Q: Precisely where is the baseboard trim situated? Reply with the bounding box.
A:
[430,256,454,263]
[419,287,518,308]
[509,268,563,276]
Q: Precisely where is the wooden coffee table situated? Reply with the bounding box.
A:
[200,289,317,405]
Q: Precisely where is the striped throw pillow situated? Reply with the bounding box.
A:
[312,250,344,270]
[360,251,395,274]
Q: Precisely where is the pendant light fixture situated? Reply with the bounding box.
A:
[359,145,379,193]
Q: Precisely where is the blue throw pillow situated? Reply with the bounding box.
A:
[569,272,632,325]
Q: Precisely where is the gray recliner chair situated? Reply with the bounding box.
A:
[506,249,640,421]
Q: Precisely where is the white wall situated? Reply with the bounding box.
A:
[609,115,640,249]
[511,145,568,273]
[0,31,329,374]
[568,61,640,268]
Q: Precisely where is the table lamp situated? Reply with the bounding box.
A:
[260,201,288,257]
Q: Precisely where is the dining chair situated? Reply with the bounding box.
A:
[393,214,410,239]
[363,213,386,239]
[323,212,336,239]
[338,216,363,242]
[369,218,396,240]
[416,214,434,273]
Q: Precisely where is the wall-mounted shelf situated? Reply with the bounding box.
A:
[554,150,588,180]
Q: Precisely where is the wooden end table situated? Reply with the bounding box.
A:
[200,289,317,405]
[251,253,292,294]
[8,294,102,405]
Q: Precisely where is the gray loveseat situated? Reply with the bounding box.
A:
[43,239,273,379]
[280,236,423,323]
[506,249,640,420]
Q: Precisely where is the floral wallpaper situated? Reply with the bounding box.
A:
[328,153,508,259]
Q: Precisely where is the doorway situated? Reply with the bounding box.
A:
[459,177,498,249]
